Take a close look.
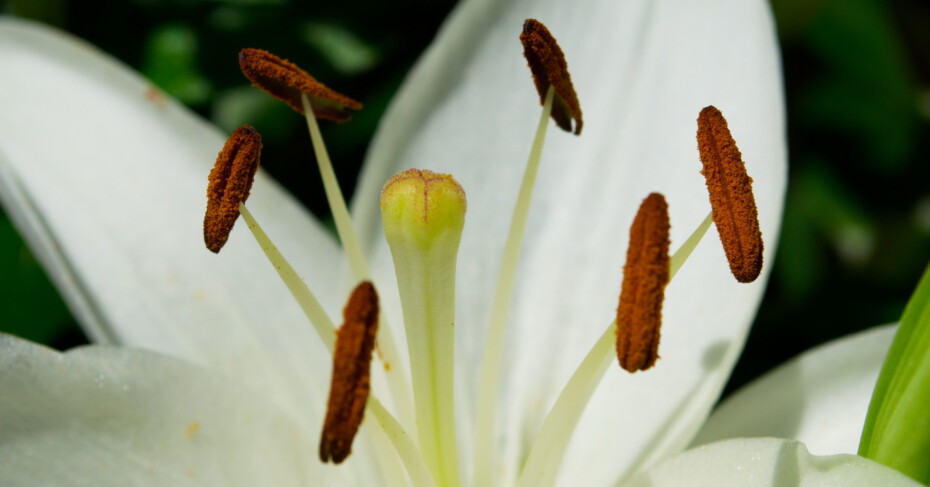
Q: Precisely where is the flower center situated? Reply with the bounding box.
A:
[202,20,763,487]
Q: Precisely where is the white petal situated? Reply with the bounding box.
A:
[0,334,383,486]
[355,0,785,482]
[693,325,896,455]
[0,19,345,418]
[622,437,921,487]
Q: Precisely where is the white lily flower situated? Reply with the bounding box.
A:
[0,0,916,485]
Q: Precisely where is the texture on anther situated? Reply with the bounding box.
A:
[615,193,670,372]
[697,105,763,283]
[320,281,380,464]
[239,48,362,121]
[204,125,262,253]
[520,19,583,134]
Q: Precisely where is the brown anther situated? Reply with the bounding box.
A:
[615,193,670,373]
[203,125,262,253]
[520,19,583,135]
[238,48,362,122]
[697,106,763,283]
[320,281,380,464]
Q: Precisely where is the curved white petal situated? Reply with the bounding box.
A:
[693,325,896,456]
[355,0,785,483]
[0,334,384,486]
[0,19,345,420]
[622,437,921,487]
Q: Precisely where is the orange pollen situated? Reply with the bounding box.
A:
[615,193,670,373]
[520,18,583,135]
[320,281,380,464]
[238,48,362,122]
[696,105,763,283]
[203,125,262,253]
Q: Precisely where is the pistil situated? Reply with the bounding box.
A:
[381,169,467,487]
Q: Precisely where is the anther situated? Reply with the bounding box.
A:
[520,19,583,135]
[615,193,671,373]
[696,106,763,283]
[320,281,380,464]
[203,125,262,253]
[239,48,362,122]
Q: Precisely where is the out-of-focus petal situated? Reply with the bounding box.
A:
[622,437,921,487]
[353,0,785,483]
[0,334,382,486]
[0,18,345,420]
[694,326,896,455]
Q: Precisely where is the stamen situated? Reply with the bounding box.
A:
[240,47,413,431]
[299,92,417,436]
[696,106,763,283]
[520,19,583,134]
[233,208,430,481]
[320,281,380,464]
[238,48,362,122]
[615,193,671,373]
[517,195,708,487]
[203,125,262,253]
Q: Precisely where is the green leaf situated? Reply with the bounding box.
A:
[860,260,930,483]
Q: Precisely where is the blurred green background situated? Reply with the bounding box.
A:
[0,0,928,399]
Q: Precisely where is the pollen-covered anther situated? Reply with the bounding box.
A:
[320,281,380,464]
[615,193,671,373]
[697,105,763,283]
[520,18,583,135]
[203,124,262,253]
[238,48,362,122]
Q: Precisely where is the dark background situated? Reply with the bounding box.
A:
[1,0,928,399]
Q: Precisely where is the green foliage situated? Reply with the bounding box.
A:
[143,23,212,105]
[801,0,918,172]
[860,262,930,483]
[0,209,73,345]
